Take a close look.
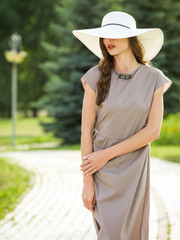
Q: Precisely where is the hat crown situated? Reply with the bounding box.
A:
[101,11,136,29]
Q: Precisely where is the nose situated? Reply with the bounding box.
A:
[103,38,113,45]
[104,38,113,42]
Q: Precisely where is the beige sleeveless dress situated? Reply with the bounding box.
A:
[81,63,172,240]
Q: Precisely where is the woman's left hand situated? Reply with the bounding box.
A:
[80,150,109,175]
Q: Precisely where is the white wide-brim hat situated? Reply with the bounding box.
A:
[72,11,164,61]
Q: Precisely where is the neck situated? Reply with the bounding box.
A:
[114,51,139,74]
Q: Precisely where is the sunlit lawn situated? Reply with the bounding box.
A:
[0,117,59,146]
[0,158,32,220]
[151,144,180,164]
[0,117,179,162]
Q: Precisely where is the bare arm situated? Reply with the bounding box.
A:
[80,78,96,212]
[81,85,165,175]
[81,78,96,181]
[103,85,164,159]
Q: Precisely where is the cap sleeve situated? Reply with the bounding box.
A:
[81,65,100,93]
[154,70,173,94]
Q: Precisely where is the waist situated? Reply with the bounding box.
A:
[93,131,124,141]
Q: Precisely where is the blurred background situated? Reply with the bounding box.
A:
[0,0,180,237]
[0,0,179,150]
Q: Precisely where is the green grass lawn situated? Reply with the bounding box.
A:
[151,144,180,164]
[0,117,179,163]
[0,117,45,136]
[0,117,59,147]
[0,158,32,220]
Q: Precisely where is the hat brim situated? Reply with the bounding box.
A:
[72,26,164,61]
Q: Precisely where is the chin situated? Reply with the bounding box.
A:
[108,51,117,56]
[107,49,122,56]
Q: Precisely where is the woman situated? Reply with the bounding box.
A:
[72,11,172,240]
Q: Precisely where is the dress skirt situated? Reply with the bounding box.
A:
[92,133,150,240]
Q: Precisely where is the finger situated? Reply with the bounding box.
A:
[93,194,96,203]
[85,168,97,176]
[82,154,91,160]
[80,159,90,167]
[81,164,90,171]
[81,164,92,171]
[88,200,94,213]
[82,195,93,211]
[83,199,89,209]
[83,166,94,175]
[93,195,96,208]
[80,162,92,171]
[81,153,94,164]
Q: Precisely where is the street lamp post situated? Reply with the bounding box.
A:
[5,33,27,147]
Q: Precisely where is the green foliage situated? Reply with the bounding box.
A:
[2,0,179,143]
[122,0,180,114]
[0,158,31,220]
[38,0,112,144]
[0,0,60,117]
[153,112,180,145]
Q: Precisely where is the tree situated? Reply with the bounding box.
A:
[38,0,113,144]
[0,0,59,117]
[122,0,180,114]
[0,1,19,117]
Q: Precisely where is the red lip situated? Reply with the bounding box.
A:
[107,44,115,50]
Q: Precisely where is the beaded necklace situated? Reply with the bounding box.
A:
[114,64,141,80]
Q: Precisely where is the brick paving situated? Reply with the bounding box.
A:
[0,150,179,240]
[150,158,180,240]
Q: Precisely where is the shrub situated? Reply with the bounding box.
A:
[153,112,180,145]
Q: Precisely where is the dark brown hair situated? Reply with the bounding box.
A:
[96,36,150,106]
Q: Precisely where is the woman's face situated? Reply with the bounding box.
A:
[103,38,131,57]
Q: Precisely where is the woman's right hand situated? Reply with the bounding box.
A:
[82,182,96,213]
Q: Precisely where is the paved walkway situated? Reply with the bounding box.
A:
[0,150,179,240]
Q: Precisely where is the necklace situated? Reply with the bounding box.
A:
[114,64,141,80]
